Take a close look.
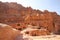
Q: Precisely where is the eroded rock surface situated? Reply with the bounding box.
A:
[0,1,60,35]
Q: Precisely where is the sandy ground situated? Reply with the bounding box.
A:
[23,34,60,40]
[30,35,60,40]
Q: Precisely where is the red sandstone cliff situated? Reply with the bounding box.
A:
[0,1,60,34]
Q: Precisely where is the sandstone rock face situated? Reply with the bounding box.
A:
[21,27,50,36]
[54,15,60,34]
[0,2,60,35]
[0,23,23,40]
[26,29,50,36]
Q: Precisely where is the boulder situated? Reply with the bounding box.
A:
[0,23,23,40]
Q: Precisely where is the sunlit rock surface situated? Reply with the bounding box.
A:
[0,1,60,40]
[0,2,60,34]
